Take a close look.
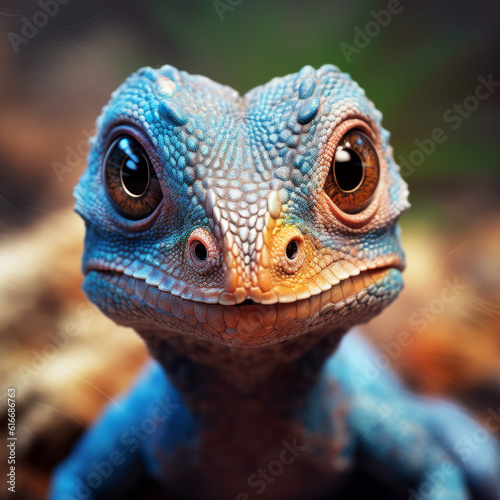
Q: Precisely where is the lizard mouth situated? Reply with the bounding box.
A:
[83,253,403,306]
[84,264,402,345]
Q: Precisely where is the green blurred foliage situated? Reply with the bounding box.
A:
[143,0,500,188]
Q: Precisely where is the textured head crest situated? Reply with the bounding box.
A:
[75,64,409,347]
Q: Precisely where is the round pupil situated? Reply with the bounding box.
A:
[334,147,364,192]
[118,137,150,197]
[286,240,298,260]
[194,243,207,261]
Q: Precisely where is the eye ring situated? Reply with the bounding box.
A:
[324,128,380,215]
[104,134,163,220]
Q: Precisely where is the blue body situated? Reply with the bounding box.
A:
[51,332,500,499]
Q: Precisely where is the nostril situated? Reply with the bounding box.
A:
[280,234,304,275]
[286,239,299,261]
[187,228,220,274]
[193,241,207,261]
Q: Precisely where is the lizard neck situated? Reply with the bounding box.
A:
[134,326,352,499]
[137,326,346,417]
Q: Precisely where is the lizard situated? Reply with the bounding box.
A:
[50,64,500,500]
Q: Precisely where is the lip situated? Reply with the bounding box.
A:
[85,265,400,343]
[83,252,404,305]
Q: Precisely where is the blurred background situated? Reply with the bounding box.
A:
[0,0,499,498]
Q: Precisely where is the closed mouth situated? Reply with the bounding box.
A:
[85,264,400,342]
[83,253,403,306]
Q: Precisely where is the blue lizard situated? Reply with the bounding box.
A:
[51,64,500,499]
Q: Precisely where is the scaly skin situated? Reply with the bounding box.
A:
[50,65,498,499]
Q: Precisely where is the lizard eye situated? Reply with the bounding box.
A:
[104,135,162,220]
[324,129,379,214]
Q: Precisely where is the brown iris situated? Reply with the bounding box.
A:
[324,129,379,214]
[104,135,162,220]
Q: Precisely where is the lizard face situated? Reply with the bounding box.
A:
[75,65,409,348]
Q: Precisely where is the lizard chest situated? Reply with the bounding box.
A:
[144,428,351,500]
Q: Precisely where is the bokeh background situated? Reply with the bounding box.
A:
[1,0,499,498]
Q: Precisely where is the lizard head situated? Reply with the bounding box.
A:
[75,64,409,348]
